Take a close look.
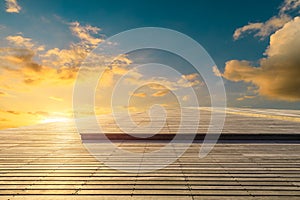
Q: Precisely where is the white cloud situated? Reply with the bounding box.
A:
[5,0,21,13]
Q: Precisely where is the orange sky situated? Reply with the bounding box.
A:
[0,22,204,129]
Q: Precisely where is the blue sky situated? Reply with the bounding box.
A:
[0,0,300,129]
[0,0,282,65]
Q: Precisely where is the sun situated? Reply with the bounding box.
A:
[40,117,71,124]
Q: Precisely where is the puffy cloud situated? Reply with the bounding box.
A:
[41,45,87,68]
[224,17,300,101]
[0,22,106,129]
[233,0,300,40]
[42,22,107,69]
[6,35,33,48]
[40,22,105,69]
[5,0,21,13]
[0,45,80,91]
[0,20,203,129]
[0,48,42,72]
[6,35,45,52]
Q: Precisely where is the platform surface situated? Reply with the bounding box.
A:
[0,108,300,199]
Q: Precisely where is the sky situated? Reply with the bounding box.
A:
[0,0,300,129]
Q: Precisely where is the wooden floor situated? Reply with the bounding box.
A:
[0,108,300,199]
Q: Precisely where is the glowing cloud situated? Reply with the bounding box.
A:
[152,90,170,97]
[69,21,103,48]
[132,92,147,98]
[5,0,21,13]
[224,17,300,101]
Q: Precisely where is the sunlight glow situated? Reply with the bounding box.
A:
[40,117,70,124]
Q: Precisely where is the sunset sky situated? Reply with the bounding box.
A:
[0,0,300,129]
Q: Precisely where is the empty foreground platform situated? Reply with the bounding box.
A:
[0,108,300,199]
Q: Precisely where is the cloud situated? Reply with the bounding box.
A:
[152,90,170,97]
[0,91,7,96]
[41,46,86,68]
[0,32,106,88]
[96,55,133,88]
[233,15,291,40]
[177,73,202,87]
[147,83,167,90]
[236,95,256,101]
[212,65,222,77]
[6,35,34,48]
[69,21,103,49]
[42,22,108,69]
[0,48,43,72]
[181,73,198,81]
[125,72,203,93]
[6,35,45,51]
[224,17,300,101]
[39,22,105,70]
[0,22,106,129]
[6,110,20,115]
[280,0,300,14]
[132,92,147,98]
[5,0,21,13]
[0,46,79,90]
[233,0,300,40]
